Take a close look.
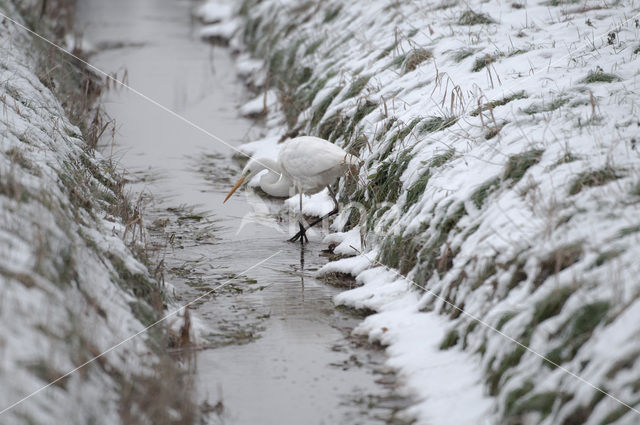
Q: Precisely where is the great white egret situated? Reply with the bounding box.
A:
[224,136,360,243]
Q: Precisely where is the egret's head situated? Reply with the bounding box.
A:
[223,160,263,203]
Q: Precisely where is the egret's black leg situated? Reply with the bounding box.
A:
[289,188,309,243]
[288,186,339,243]
[289,222,308,243]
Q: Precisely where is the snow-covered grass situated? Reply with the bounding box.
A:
[0,2,196,423]
[198,0,640,423]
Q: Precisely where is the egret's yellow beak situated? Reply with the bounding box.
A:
[223,175,246,203]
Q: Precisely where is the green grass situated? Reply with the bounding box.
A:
[582,70,621,84]
[533,243,583,288]
[505,381,534,415]
[323,5,342,23]
[543,0,580,5]
[532,287,573,324]
[618,224,640,237]
[471,91,527,116]
[497,312,517,331]
[410,204,467,284]
[487,345,526,395]
[376,43,396,60]
[568,167,621,195]
[304,39,323,56]
[403,48,432,73]
[471,178,500,209]
[343,75,370,99]
[592,249,623,268]
[404,171,430,211]
[451,48,476,62]
[318,113,343,140]
[485,125,503,140]
[310,86,341,129]
[522,96,569,115]
[440,329,459,349]
[566,302,609,346]
[419,116,458,134]
[504,149,544,185]
[510,392,558,419]
[369,151,414,204]
[553,151,578,167]
[345,99,378,137]
[458,10,495,25]
[599,406,632,425]
[472,54,497,72]
[546,301,610,368]
[430,148,456,167]
[379,232,423,275]
[390,53,407,69]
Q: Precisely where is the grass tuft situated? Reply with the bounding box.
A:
[532,243,583,289]
[487,346,526,395]
[532,287,573,324]
[323,5,343,23]
[440,329,459,350]
[568,167,621,195]
[521,96,569,115]
[310,86,342,129]
[582,70,621,84]
[403,48,433,73]
[511,392,558,419]
[404,171,430,212]
[343,75,370,99]
[451,47,476,62]
[472,54,496,72]
[458,10,495,25]
[419,116,458,134]
[505,381,535,415]
[591,249,623,268]
[430,148,456,167]
[471,91,527,116]
[471,178,500,209]
[504,149,544,185]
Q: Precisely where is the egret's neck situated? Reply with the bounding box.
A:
[251,158,280,176]
[250,158,292,197]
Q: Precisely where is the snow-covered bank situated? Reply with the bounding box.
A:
[202,0,640,423]
[0,2,195,423]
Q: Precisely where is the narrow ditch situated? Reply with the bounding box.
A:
[74,0,413,423]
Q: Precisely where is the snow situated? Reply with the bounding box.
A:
[200,0,640,422]
[194,1,233,24]
[238,89,278,117]
[317,252,374,278]
[0,4,184,424]
[199,20,239,43]
[322,227,362,257]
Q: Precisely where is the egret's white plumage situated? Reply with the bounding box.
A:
[224,136,360,242]
[239,157,292,198]
[224,136,359,201]
[278,136,359,193]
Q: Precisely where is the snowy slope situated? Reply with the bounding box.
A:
[202,0,639,423]
[0,3,193,424]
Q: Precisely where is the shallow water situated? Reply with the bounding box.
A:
[75,0,411,423]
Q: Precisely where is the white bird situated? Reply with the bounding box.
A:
[224,136,360,242]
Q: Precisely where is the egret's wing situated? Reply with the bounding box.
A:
[279,136,356,178]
